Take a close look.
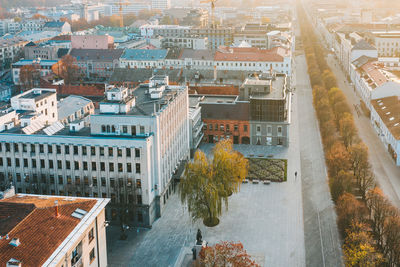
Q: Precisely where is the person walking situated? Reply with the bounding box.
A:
[295,171,298,181]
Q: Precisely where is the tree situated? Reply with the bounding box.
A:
[52,55,80,84]
[343,222,383,267]
[366,188,397,248]
[326,141,351,177]
[19,64,40,90]
[383,215,400,265]
[357,162,375,201]
[339,112,357,148]
[322,69,337,90]
[336,193,367,234]
[180,150,223,226]
[212,139,248,201]
[328,87,351,128]
[180,140,248,227]
[349,143,369,178]
[198,241,260,267]
[329,170,353,203]
[160,15,173,25]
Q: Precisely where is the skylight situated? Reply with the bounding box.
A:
[71,208,88,219]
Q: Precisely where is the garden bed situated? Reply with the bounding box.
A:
[246,158,287,182]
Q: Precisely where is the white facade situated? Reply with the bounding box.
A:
[152,0,171,11]
[373,32,400,57]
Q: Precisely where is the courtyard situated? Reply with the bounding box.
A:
[107,140,305,267]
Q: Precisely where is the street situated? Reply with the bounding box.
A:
[296,53,344,267]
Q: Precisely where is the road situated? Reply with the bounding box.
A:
[327,54,400,208]
[296,53,344,267]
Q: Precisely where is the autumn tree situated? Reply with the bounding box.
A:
[52,55,80,84]
[339,112,358,148]
[343,222,383,267]
[357,162,375,201]
[366,188,397,248]
[19,64,40,90]
[322,70,337,90]
[329,170,353,203]
[349,143,369,178]
[336,193,367,235]
[180,140,248,227]
[326,141,351,177]
[328,87,351,128]
[212,139,248,201]
[198,241,260,267]
[383,215,400,265]
[180,150,223,226]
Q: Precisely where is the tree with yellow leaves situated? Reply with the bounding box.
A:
[180,140,248,227]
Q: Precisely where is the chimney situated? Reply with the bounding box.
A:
[54,200,59,217]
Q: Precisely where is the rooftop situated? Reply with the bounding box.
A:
[360,61,388,88]
[121,49,168,61]
[12,59,58,67]
[70,48,124,61]
[214,46,288,62]
[371,96,400,140]
[0,194,104,267]
[58,95,92,120]
[180,49,214,60]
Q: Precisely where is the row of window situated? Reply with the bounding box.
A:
[101,124,145,135]
[204,123,248,132]
[0,143,141,158]
[0,157,141,173]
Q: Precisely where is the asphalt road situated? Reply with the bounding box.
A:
[296,53,344,267]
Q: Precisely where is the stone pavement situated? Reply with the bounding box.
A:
[107,114,306,267]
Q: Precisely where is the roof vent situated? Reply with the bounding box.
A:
[389,117,395,121]
[6,258,21,267]
[9,238,20,247]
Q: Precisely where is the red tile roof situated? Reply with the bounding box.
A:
[0,195,97,266]
[214,46,288,62]
[361,62,388,87]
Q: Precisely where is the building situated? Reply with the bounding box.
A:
[233,23,269,49]
[70,48,124,78]
[158,36,208,50]
[11,88,58,126]
[191,26,235,50]
[370,96,400,165]
[58,95,95,125]
[71,35,115,50]
[0,19,21,35]
[20,19,46,32]
[152,0,171,11]
[105,0,151,16]
[0,37,28,70]
[12,59,58,85]
[198,72,291,146]
[372,31,400,57]
[23,41,62,60]
[43,21,72,34]
[119,49,168,69]
[0,76,189,227]
[189,96,204,156]
[0,194,109,267]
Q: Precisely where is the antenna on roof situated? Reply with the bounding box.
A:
[54,200,59,217]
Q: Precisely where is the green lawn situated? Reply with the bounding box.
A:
[247,158,287,182]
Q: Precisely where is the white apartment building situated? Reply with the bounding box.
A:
[0,194,109,267]
[0,77,190,227]
[160,36,208,50]
[0,37,28,70]
[373,31,400,57]
[21,19,46,32]
[152,0,171,11]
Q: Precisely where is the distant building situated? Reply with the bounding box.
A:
[119,49,168,69]
[372,31,400,57]
[43,21,72,34]
[0,194,109,267]
[57,95,95,125]
[71,35,115,50]
[0,37,28,70]
[152,0,171,11]
[12,59,58,85]
[70,48,124,78]
[23,41,62,60]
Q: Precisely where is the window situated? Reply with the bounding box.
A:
[40,159,45,168]
[67,176,72,184]
[126,148,131,157]
[56,145,61,154]
[117,148,122,157]
[73,146,78,155]
[267,126,272,136]
[100,147,104,156]
[234,125,238,131]
[66,161,70,169]
[15,158,20,167]
[75,177,80,185]
[109,163,114,172]
[108,147,113,157]
[88,228,94,243]
[58,176,63,184]
[136,163,141,174]
[32,159,36,168]
[118,163,123,172]
[48,145,52,153]
[74,161,79,170]
[91,146,96,156]
[83,161,88,170]
[39,144,44,153]
[93,177,97,186]
[101,177,106,187]
[127,163,132,173]
[135,148,140,158]
[92,162,97,171]
[110,178,115,187]
[137,195,142,205]
[256,125,261,133]
[65,146,70,154]
[123,126,128,133]
[49,160,54,169]
[136,179,141,188]
[277,126,282,136]
[82,146,87,155]
[100,162,105,171]
[131,126,136,135]
[140,126,145,134]
[57,160,62,169]
[244,125,248,132]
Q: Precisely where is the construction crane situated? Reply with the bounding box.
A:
[200,0,218,28]
[117,0,130,28]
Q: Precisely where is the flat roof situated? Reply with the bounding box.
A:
[58,95,92,120]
